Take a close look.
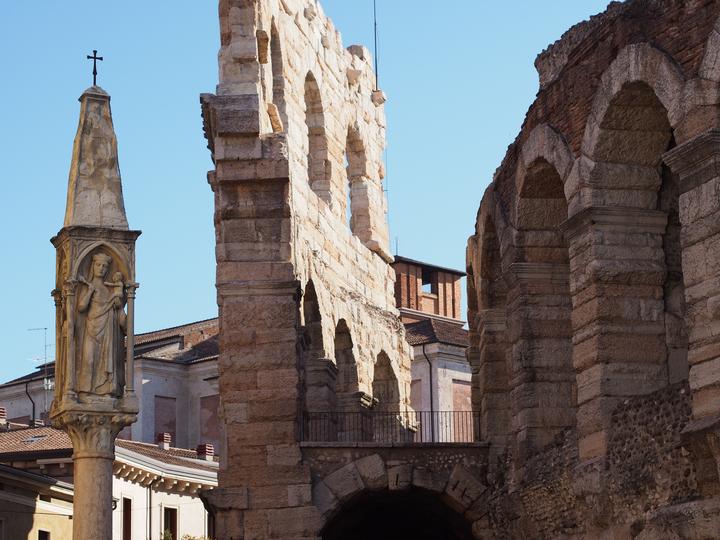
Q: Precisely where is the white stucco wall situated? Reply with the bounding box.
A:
[410,342,472,442]
[112,475,210,540]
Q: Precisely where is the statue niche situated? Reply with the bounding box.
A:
[75,251,126,399]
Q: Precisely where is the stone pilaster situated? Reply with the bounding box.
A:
[563,207,668,461]
[665,129,720,495]
[473,308,510,449]
[504,263,575,468]
[202,90,320,537]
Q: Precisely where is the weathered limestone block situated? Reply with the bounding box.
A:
[563,206,668,461]
[503,262,575,467]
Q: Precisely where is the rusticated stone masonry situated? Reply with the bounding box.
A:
[200,1,414,538]
[468,0,720,537]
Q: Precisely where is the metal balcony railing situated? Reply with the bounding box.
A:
[300,410,480,444]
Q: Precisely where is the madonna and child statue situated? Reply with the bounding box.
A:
[75,252,127,399]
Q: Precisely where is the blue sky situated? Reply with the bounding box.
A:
[0,1,610,382]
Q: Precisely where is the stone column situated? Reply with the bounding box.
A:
[63,413,133,540]
[504,263,575,468]
[50,85,140,540]
[563,207,668,461]
[665,129,720,495]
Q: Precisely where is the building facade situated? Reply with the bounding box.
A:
[0,320,221,451]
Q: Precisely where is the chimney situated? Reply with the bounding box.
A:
[196,443,215,461]
[0,407,6,426]
[32,419,45,427]
[157,432,172,450]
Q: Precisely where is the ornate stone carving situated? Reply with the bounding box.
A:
[76,252,126,399]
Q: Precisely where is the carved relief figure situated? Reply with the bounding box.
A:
[76,253,126,397]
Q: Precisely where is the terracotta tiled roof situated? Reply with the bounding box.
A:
[404,319,468,348]
[0,426,72,459]
[0,426,217,472]
[135,317,218,345]
[116,439,218,471]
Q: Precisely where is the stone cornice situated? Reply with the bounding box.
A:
[561,206,667,240]
[114,445,218,488]
[479,308,506,333]
[503,262,570,287]
[664,129,720,194]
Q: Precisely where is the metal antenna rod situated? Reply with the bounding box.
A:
[28,327,49,418]
[373,0,379,91]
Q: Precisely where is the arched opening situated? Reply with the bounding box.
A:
[372,352,399,411]
[590,80,686,385]
[345,127,367,234]
[270,22,285,127]
[304,72,330,202]
[321,489,474,540]
[510,156,574,466]
[573,77,686,459]
[371,351,403,441]
[334,319,363,441]
[301,282,337,442]
[302,282,336,431]
[335,319,358,399]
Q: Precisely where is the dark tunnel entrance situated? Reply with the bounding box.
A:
[321,488,475,540]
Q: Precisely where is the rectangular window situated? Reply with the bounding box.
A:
[38,531,50,540]
[200,394,220,450]
[163,507,178,540]
[122,497,132,540]
[154,396,177,444]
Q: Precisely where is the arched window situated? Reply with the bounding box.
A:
[304,73,330,201]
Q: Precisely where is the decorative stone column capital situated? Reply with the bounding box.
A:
[664,129,720,193]
[55,410,135,459]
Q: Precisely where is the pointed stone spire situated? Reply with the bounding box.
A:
[63,85,128,229]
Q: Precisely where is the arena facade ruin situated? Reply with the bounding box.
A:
[199,0,720,538]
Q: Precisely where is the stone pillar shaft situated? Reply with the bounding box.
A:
[564,207,668,460]
[504,262,574,465]
[72,456,114,540]
[665,130,720,420]
[473,308,510,448]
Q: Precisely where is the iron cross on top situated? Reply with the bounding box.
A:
[87,50,103,86]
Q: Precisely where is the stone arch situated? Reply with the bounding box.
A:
[72,241,131,283]
[334,319,359,406]
[302,281,337,423]
[517,124,574,199]
[505,139,576,467]
[567,44,687,459]
[313,454,484,540]
[304,71,331,202]
[372,351,399,412]
[582,43,685,162]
